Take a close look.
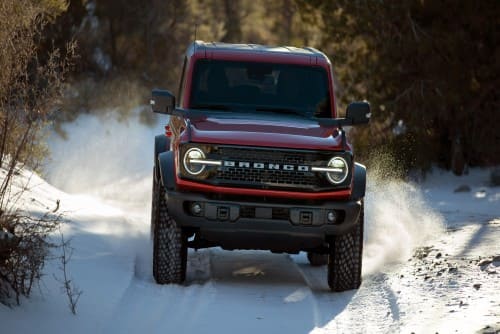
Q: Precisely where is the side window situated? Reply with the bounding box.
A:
[177,57,188,107]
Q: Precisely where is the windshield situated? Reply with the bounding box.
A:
[189,60,331,118]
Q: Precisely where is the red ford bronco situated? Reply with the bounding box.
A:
[150,41,370,292]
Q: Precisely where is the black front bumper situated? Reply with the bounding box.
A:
[165,190,362,253]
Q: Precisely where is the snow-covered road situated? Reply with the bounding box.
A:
[1,111,499,333]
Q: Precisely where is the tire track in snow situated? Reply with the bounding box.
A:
[295,259,402,333]
[291,258,337,329]
[107,248,333,334]
[101,248,216,334]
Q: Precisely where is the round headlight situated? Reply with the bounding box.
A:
[183,148,206,175]
[326,157,349,184]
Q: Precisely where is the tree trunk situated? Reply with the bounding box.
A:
[221,0,242,43]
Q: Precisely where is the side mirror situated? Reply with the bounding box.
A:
[346,102,371,125]
[151,89,175,114]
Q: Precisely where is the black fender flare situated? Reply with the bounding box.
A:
[158,151,176,191]
[154,135,170,159]
[154,135,170,181]
[351,163,366,200]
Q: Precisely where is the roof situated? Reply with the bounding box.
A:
[187,41,331,67]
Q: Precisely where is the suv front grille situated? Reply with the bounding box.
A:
[216,165,317,187]
[205,145,348,192]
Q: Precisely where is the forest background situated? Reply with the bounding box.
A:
[10,0,500,173]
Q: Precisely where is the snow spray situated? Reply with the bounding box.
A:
[44,109,163,214]
[362,152,444,275]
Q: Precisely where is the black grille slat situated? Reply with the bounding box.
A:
[239,206,290,220]
[240,206,255,218]
[210,146,334,191]
[272,208,290,220]
[216,147,317,165]
[216,168,316,186]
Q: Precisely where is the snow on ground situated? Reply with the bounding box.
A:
[1,110,499,333]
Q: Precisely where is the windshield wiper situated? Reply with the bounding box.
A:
[255,107,347,127]
[255,107,308,117]
[191,104,232,111]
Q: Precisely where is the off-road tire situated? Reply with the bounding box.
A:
[327,202,364,292]
[152,171,187,284]
[307,252,328,266]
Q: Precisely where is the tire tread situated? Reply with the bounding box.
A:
[152,173,187,284]
[327,203,364,292]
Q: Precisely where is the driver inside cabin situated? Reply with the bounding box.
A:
[191,61,331,118]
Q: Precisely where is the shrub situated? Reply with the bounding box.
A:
[0,0,74,304]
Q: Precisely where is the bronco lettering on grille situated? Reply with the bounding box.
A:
[223,161,310,172]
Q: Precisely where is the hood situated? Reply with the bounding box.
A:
[183,112,346,151]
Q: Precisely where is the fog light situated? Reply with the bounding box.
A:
[191,202,203,215]
[327,211,337,223]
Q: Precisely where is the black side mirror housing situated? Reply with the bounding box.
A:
[346,102,371,125]
[151,89,175,114]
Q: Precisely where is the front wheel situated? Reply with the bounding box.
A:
[151,171,187,284]
[327,202,364,292]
